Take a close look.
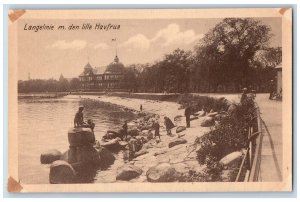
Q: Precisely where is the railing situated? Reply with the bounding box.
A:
[235,102,263,182]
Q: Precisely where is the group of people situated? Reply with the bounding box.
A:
[74,103,192,143]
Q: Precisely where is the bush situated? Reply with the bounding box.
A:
[195,97,255,181]
[177,94,229,113]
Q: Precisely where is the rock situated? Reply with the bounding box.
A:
[190,115,198,121]
[154,150,167,156]
[146,163,177,182]
[194,111,205,117]
[174,115,183,122]
[219,151,243,167]
[176,126,186,133]
[146,131,154,141]
[40,149,62,164]
[206,112,219,117]
[168,138,187,148]
[128,128,139,136]
[119,141,128,149]
[177,133,186,138]
[76,146,101,165]
[200,117,215,127]
[103,130,120,140]
[68,127,95,147]
[134,149,149,158]
[97,146,116,168]
[101,138,120,150]
[49,160,76,184]
[116,165,143,181]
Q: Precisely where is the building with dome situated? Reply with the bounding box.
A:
[79,55,125,91]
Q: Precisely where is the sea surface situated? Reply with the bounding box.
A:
[18,95,137,184]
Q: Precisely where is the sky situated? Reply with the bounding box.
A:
[17,17,281,80]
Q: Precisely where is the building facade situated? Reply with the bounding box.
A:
[79,55,125,91]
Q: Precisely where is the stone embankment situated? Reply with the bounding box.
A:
[41,94,245,183]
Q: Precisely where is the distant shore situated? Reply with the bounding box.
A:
[18,92,69,99]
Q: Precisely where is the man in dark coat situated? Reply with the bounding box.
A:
[152,120,160,140]
[185,105,191,128]
[164,116,175,135]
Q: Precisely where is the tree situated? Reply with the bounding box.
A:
[57,74,69,92]
[70,78,81,91]
[194,18,272,92]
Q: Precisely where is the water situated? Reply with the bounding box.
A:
[18,95,137,184]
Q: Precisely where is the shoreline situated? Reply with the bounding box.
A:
[71,94,212,182]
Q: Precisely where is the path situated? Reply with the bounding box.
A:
[255,94,283,181]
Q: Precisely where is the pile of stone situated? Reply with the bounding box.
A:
[40,127,115,184]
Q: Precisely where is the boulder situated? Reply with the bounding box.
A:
[49,160,76,184]
[174,115,183,122]
[200,117,215,127]
[119,141,128,149]
[133,149,149,158]
[146,131,154,141]
[190,115,198,121]
[103,130,120,140]
[76,146,101,165]
[68,127,95,147]
[146,163,177,182]
[176,126,186,133]
[154,150,167,156]
[101,138,120,150]
[206,112,219,118]
[128,128,139,136]
[116,165,143,181]
[198,111,206,117]
[168,138,187,148]
[40,149,62,164]
[97,146,116,168]
[219,151,243,168]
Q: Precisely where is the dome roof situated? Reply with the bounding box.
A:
[105,55,125,74]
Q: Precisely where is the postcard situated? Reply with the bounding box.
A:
[8,8,292,192]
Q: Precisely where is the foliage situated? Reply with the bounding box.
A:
[177,170,209,182]
[195,97,255,180]
[18,76,80,93]
[122,18,279,93]
[177,94,229,113]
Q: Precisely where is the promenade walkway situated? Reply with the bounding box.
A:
[255,94,282,181]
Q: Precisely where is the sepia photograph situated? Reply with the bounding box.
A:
[7,8,292,192]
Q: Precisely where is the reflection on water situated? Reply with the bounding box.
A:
[18,96,136,184]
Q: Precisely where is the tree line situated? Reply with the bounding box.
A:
[122,18,281,93]
[18,75,80,93]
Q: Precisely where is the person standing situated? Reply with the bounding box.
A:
[240,88,248,105]
[122,120,128,140]
[140,104,143,112]
[269,80,276,100]
[152,120,160,140]
[185,105,191,128]
[164,116,175,135]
